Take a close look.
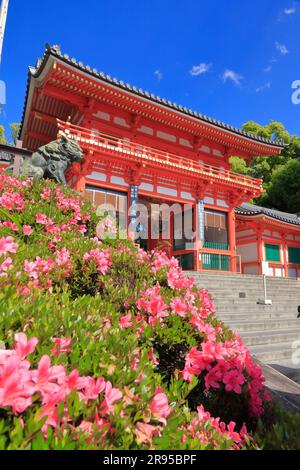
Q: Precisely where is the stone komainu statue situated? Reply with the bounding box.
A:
[6,135,84,185]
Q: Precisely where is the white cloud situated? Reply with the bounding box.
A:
[276,41,289,55]
[221,69,244,86]
[284,7,296,15]
[154,69,163,81]
[189,63,212,76]
[264,65,272,73]
[256,81,271,93]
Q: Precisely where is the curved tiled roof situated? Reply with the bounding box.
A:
[20,44,286,150]
[236,202,300,227]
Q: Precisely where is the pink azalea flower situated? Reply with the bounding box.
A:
[0,191,25,212]
[79,376,106,402]
[148,347,159,366]
[31,355,66,396]
[170,297,188,317]
[0,257,13,276]
[2,220,19,232]
[119,313,133,329]
[36,213,48,225]
[22,225,33,236]
[223,370,245,394]
[149,389,172,425]
[135,422,161,446]
[51,337,72,356]
[40,188,51,199]
[83,248,112,275]
[0,236,18,256]
[100,381,123,415]
[14,333,38,359]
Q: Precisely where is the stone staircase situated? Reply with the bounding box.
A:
[186,272,300,365]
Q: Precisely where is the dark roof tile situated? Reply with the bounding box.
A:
[19,44,287,149]
[236,203,300,227]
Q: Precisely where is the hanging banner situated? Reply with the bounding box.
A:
[197,200,205,243]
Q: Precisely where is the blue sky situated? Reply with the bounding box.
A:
[1,0,300,139]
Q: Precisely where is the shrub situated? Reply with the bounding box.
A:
[0,172,299,450]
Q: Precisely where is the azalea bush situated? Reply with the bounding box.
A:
[0,172,299,450]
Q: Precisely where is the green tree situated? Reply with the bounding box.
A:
[0,125,6,144]
[10,123,21,144]
[0,123,21,145]
[230,120,300,211]
[265,159,300,213]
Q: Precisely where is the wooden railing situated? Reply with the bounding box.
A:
[57,119,263,192]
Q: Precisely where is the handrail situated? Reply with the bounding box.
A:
[57,119,263,191]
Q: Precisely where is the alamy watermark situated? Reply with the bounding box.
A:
[291,340,300,365]
[95,202,196,242]
[291,80,300,104]
[0,79,5,114]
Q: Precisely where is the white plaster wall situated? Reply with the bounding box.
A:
[204,196,214,205]
[93,111,110,121]
[157,186,178,197]
[87,172,107,182]
[243,265,259,275]
[114,117,130,128]
[216,199,229,208]
[139,182,154,192]
[110,176,128,187]
[237,242,258,262]
[181,192,194,201]
[138,125,154,136]
[179,138,192,148]
[157,131,176,143]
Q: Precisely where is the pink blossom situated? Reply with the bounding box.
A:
[51,337,72,356]
[14,333,38,359]
[1,220,19,232]
[79,376,106,402]
[41,188,51,199]
[22,225,33,236]
[100,381,123,415]
[149,389,172,425]
[36,213,48,225]
[135,422,161,446]
[31,355,65,396]
[0,191,25,212]
[170,297,188,317]
[119,313,133,329]
[223,370,245,394]
[83,248,112,275]
[55,247,71,267]
[148,347,159,366]
[0,236,18,256]
[0,257,13,276]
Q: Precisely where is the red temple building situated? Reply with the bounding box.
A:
[236,203,300,278]
[13,44,298,275]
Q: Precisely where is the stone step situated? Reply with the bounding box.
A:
[188,272,300,364]
[249,342,297,362]
[218,313,298,321]
[240,328,300,346]
[227,319,300,332]
[213,299,300,307]
[188,272,300,282]
[215,308,299,316]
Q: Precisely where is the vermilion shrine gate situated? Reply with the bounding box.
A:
[15,44,298,275]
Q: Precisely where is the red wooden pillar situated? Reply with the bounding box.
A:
[228,206,236,272]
